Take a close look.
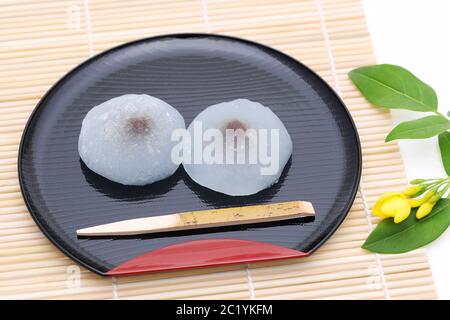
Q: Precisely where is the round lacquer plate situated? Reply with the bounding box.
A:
[19,34,361,276]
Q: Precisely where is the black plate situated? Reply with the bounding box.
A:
[19,34,361,276]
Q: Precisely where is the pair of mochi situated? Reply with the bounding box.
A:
[78,94,292,196]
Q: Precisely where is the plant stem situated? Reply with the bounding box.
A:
[437,182,450,198]
[421,178,450,194]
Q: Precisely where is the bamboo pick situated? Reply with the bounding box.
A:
[77,201,315,236]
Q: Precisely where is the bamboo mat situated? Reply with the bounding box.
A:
[0,0,437,299]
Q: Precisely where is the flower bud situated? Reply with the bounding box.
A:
[416,201,436,219]
[402,185,422,197]
[409,191,435,207]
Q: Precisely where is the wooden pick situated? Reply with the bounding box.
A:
[77,201,315,236]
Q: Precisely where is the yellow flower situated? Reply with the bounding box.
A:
[402,185,422,197]
[416,193,439,219]
[372,192,412,223]
[416,201,436,219]
[408,190,434,208]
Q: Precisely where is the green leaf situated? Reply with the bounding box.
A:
[439,131,450,175]
[385,115,450,142]
[362,199,450,253]
[348,64,437,112]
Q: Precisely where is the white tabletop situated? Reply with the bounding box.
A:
[362,0,450,299]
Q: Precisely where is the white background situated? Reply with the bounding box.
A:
[362,0,450,299]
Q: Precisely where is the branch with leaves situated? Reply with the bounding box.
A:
[348,64,450,253]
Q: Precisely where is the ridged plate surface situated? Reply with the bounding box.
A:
[19,34,361,275]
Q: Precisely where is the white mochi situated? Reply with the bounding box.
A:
[183,99,292,196]
[78,94,185,186]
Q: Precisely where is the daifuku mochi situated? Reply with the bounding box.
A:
[78,94,185,186]
[183,99,292,196]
